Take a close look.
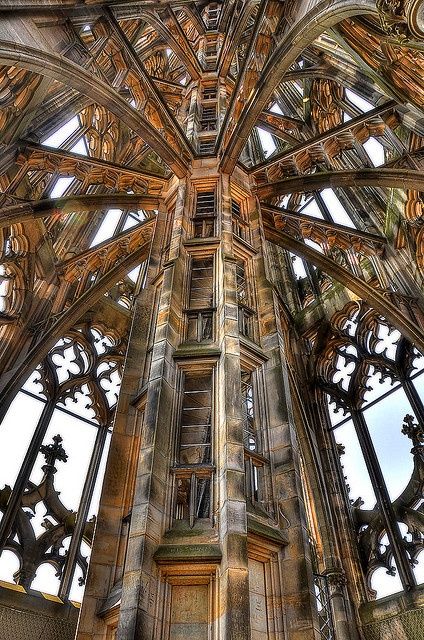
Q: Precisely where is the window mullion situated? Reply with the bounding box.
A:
[403,378,424,426]
[351,409,415,590]
[59,425,108,600]
[0,398,56,552]
[189,472,196,529]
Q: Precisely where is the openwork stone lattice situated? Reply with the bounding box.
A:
[314,300,424,594]
[0,434,94,590]
[0,322,124,597]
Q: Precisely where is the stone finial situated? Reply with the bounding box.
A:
[377,0,424,41]
[40,434,68,473]
[401,414,424,455]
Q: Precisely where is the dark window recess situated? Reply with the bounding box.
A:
[236,260,255,339]
[175,474,212,524]
[187,310,213,342]
[203,85,217,100]
[205,43,217,56]
[194,217,215,238]
[199,139,215,154]
[232,199,241,218]
[245,456,264,504]
[236,260,248,306]
[232,199,250,243]
[238,306,254,339]
[196,191,216,217]
[241,371,257,452]
[179,374,212,465]
[207,7,219,29]
[200,106,217,131]
[204,42,218,68]
[189,257,214,309]
[186,251,214,340]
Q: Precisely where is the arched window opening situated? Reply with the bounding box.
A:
[43,116,81,149]
[0,323,124,602]
[315,301,424,599]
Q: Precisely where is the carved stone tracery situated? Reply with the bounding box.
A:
[0,322,124,595]
[377,0,424,41]
[315,301,424,594]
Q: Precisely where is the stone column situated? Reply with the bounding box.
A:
[76,205,168,640]
[217,170,250,640]
[251,197,321,640]
[116,181,188,639]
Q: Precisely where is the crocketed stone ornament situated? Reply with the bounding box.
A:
[377,0,424,40]
[406,0,424,38]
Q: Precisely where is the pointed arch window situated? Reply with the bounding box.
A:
[0,324,124,602]
[315,302,424,599]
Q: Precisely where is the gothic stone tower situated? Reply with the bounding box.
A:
[101,161,320,640]
[0,2,424,640]
[75,7,331,639]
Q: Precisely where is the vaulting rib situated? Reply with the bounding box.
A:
[139,7,203,79]
[0,40,189,177]
[250,101,397,175]
[260,203,387,256]
[0,0,189,9]
[218,0,259,78]
[57,219,156,272]
[0,218,156,419]
[216,0,270,156]
[220,0,377,173]
[256,169,424,199]
[102,7,194,159]
[182,4,206,36]
[0,195,161,230]
[264,224,424,354]
[16,142,167,190]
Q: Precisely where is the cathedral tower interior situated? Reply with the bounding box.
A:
[0,1,423,639]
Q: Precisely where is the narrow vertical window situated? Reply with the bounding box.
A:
[186,256,214,343]
[232,199,250,243]
[237,260,255,340]
[241,370,257,452]
[179,373,212,466]
[174,371,214,527]
[193,191,216,238]
[241,368,269,510]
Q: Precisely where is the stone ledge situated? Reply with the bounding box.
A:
[154,543,222,564]
[173,344,221,359]
[247,513,288,546]
[359,584,424,624]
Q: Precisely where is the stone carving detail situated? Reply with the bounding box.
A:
[79,105,119,163]
[0,223,32,324]
[314,300,424,593]
[377,0,424,41]
[353,415,424,591]
[0,323,124,593]
[324,568,347,595]
[14,147,165,198]
[0,66,42,140]
[0,434,95,590]
[338,19,424,107]
[224,0,286,146]
[68,15,192,165]
[316,301,417,410]
[310,79,344,134]
[402,414,424,457]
